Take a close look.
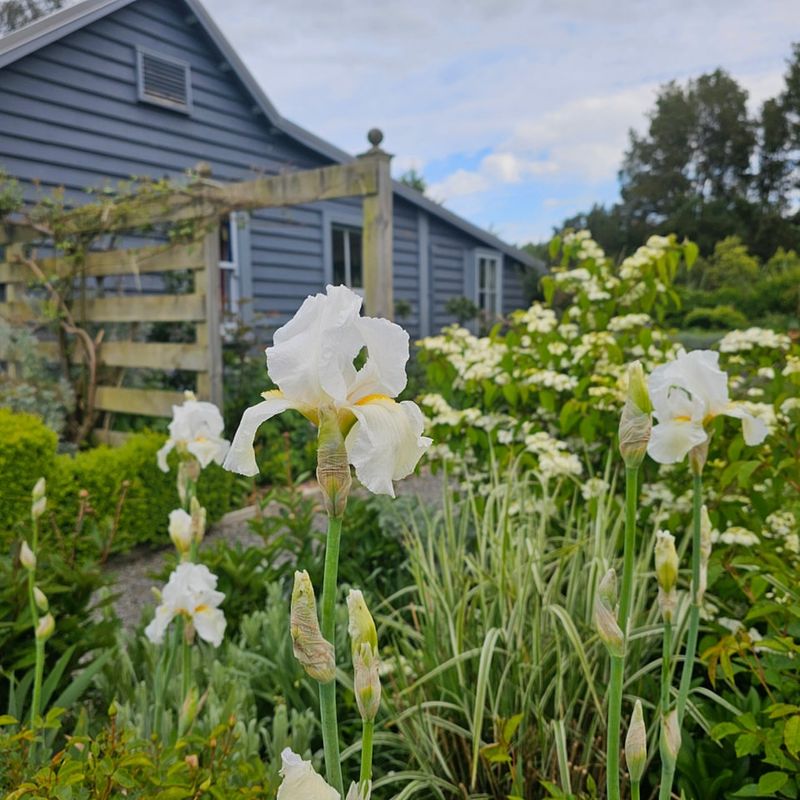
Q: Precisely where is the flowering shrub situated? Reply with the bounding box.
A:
[417,231,799,536]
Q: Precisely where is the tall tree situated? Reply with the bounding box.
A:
[619,82,695,226]
[0,0,62,34]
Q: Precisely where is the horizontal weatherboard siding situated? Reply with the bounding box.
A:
[0,0,533,348]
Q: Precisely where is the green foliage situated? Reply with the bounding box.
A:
[417,229,800,797]
[398,168,428,194]
[554,46,800,261]
[0,538,117,719]
[0,412,235,557]
[0,320,75,436]
[0,169,23,217]
[0,711,270,798]
[49,432,234,555]
[683,305,749,330]
[0,409,58,537]
[444,295,480,325]
[690,236,760,291]
[377,465,652,797]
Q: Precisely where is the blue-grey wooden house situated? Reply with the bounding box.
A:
[0,0,539,339]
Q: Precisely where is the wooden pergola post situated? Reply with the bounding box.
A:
[196,223,223,408]
[359,129,394,319]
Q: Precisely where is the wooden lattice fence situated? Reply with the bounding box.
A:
[0,228,222,444]
[0,134,393,444]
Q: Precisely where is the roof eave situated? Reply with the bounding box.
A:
[0,0,542,268]
[0,0,135,68]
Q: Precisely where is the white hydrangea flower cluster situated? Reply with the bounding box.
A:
[525,369,578,392]
[419,327,507,388]
[418,394,482,427]
[514,302,559,334]
[572,331,617,362]
[561,229,605,261]
[581,477,610,501]
[711,526,760,547]
[524,432,583,480]
[557,323,580,340]
[718,327,791,353]
[780,397,800,417]
[783,355,800,376]
[551,264,617,302]
[607,313,652,332]
[766,510,796,538]
[618,235,671,280]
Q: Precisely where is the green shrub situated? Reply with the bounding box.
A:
[0,408,58,538]
[0,413,235,556]
[0,537,117,715]
[50,432,235,555]
[684,304,749,329]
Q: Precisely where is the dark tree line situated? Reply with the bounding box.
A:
[554,45,800,260]
[0,0,62,35]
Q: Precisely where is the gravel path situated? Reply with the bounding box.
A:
[103,471,442,630]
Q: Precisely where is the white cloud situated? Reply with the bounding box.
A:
[201,0,800,237]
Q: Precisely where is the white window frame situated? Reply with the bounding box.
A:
[219,213,240,329]
[323,208,364,296]
[474,249,503,317]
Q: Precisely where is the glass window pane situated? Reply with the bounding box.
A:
[348,229,363,288]
[219,266,234,316]
[219,216,233,263]
[332,227,346,285]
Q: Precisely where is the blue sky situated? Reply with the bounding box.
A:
[204,0,800,247]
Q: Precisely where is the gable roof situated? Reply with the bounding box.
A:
[0,0,540,269]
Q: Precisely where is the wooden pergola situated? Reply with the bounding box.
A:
[0,132,394,442]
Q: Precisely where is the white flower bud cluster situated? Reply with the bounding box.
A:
[718,327,791,354]
[712,526,760,547]
[524,432,582,480]
[513,303,558,334]
[607,313,652,332]
[782,355,800,376]
[525,369,578,393]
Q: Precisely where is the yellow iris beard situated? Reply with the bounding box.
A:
[355,393,393,406]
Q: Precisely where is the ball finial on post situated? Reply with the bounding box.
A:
[367,128,384,149]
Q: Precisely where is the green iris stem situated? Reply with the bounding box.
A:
[661,621,673,717]
[27,514,43,746]
[31,638,45,726]
[658,620,674,799]
[319,513,344,796]
[631,782,641,800]
[153,630,178,741]
[181,623,192,712]
[676,472,703,725]
[660,471,703,800]
[360,719,375,788]
[606,465,639,800]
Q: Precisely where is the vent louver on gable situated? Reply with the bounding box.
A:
[136,47,192,113]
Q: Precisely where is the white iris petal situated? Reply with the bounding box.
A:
[158,399,230,473]
[647,348,769,465]
[145,563,226,648]
[346,399,433,496]
[268,286,363,406]
[277,748,340,800]
[223,395,293,476]
[224,285,431,495]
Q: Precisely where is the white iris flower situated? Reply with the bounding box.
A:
[276,749,367,800]
[647,349,768,464]
[156,394,230,472]
[145,563,226,647]
[223,285,431,496]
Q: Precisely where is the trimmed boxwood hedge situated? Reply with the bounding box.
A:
[1,409,236,555]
